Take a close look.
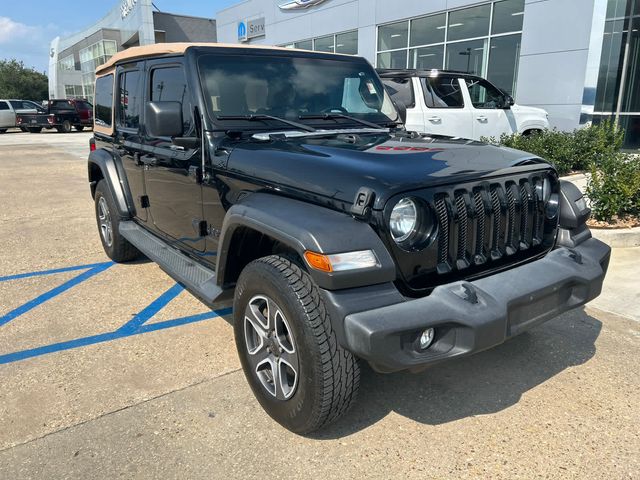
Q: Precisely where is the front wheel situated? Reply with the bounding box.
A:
[27,127,42,133]
[0,129,7,134]
[75,125,85,132]
[234,255,360,434]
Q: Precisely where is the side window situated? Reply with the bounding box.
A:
[381,78,415,109]
[421,76,464,109]
[150,66,192,134]
[95,74,114,127]
[0,101,11,110]
[10,101,23,109]
[465,79,505,109]
[118,70,142,129]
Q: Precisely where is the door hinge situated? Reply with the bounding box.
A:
[140,195,150,208]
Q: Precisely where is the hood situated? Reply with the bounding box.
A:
[225,132,552,211]
[511,103,549,119]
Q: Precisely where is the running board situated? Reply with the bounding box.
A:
[119,221,223,307]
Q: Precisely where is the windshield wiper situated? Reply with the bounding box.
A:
[216,114,316,132]
[298,113,385,130]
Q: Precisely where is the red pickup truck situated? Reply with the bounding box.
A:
[16,99,93,133]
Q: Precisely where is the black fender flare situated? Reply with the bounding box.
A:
[216,192,397,291]
[88,148,133,218]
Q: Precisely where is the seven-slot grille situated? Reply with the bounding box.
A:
[433,175,547,274]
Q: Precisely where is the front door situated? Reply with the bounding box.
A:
[464,78,517,140]
[142,61,206,252]
[420,76,474,139]
[0,101,13,128]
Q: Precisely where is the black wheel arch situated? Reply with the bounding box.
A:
[88,148,135,218]
[216,193,397,291]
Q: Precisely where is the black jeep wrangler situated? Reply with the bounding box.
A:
[88,43,610,434]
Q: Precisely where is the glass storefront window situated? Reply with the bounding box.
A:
[59,55,76,71]
[606,0,629,18]
[295,39,313,50]
[377,50,408,69]
[378,21,409,51]
[410,14,446,47]
[595,18,627,112]
[447,4,491,42]
[446,39,487,76]
[487,34,521,94]
[410,45,444,69]
[336,31,358,55]
[314,35,335,53]
[492,0,525,34]
[621,17,640,112]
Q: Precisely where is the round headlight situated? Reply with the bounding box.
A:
[545,192,560,219]
[390,198,418,243]
[536,177,552,203]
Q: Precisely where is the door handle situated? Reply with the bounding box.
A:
[477,115,488,122]
[139,155,157,166]
[427,116,442,123]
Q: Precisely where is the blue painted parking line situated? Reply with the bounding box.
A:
[0,261,233,365]
[0,306,233,365]
[0,262,114,327]
[0,261,113,283]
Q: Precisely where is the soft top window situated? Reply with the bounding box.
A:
[95,74,114,128]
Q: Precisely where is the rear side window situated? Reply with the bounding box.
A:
[421,76,464,108]
[95,74,114,127]
[50,100,74,111]
[0,101,11,110]
[381,78,415,108]
[150,66,192,134]
[118,70,142,129]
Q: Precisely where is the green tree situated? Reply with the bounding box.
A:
[0,59,48,101]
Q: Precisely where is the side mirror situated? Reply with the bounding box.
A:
[503,95,515,109]
[393,99,407,125]
[145,101,183,137]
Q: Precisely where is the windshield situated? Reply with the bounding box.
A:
[198,54,399,129]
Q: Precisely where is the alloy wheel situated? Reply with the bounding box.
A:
[98,196,113,247]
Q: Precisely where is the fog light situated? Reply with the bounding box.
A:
[419,328,435,350]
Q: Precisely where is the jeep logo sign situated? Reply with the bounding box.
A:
[120,0,137,19]
[237,17,265,42]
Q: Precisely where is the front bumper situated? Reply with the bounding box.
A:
[342,237,611,372]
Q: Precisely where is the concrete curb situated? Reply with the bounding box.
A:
[590,226,640,248]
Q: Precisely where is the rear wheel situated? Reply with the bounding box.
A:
[75,125,85,132]
[234,255,360,434]
[57,120,72,133]
[27,127,42,133]
[20,127,27,132]
[0,129,6,133]
[94,179,140,262]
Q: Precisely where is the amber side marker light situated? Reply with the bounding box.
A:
[304,250,379,273]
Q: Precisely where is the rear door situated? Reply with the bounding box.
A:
[142,59,205,252]
[114,63,148,221]
[0,101,14,128]
[419,76,473,139]
[463,78,516,139]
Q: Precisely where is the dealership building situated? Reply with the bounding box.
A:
[48,0,216,104]
[216,0,639,150]
[49,0,638,149]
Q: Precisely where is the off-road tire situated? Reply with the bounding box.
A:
[94,179,140,262]
[75,125,85,132]
[27,127,42,133]
[57,120,72,133]
[234,255,360,434]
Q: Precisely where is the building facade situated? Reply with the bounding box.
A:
[216,0,639,150]
[49,0,216,104]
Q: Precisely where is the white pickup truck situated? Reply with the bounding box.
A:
[379,69,549,140]
[0,99,45,133]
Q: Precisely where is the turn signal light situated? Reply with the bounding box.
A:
[304,251,332,272]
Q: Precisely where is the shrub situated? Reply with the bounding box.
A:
[586,152,640,222]
[482,121,623,176]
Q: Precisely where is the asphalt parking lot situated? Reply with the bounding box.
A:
[0,130,639,479]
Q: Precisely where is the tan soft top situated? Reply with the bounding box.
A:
[95,42,323,75]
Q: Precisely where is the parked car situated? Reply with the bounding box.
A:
[89,43,609,434]
[378,69,550,140]
[16,99,93,133]
[0,99,46,132]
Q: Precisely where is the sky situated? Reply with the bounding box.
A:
[0,0,239,73]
